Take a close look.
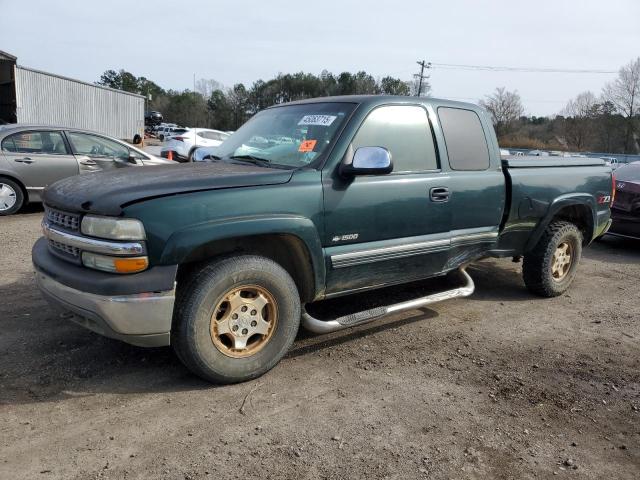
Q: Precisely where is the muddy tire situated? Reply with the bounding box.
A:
[172,255,300,384]
[523,220,582,297]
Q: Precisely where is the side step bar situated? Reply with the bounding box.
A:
[301,267,475,334]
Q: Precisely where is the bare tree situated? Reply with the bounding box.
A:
[408,77,431,97]
[560,91,598,150]
[195,78,223,99]
[602,57,640,153]
[479,87,524,138]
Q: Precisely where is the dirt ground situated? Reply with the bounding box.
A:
[1,206,639,480]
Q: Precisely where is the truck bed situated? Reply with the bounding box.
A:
[497,157,612,254]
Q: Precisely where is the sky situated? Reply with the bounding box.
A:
[1,0,639,116]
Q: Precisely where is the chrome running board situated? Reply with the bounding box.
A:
[301,267,475,334]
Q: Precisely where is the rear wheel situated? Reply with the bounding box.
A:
[0,178,24,216]
[172,255,301,384]
[523,220,582,297]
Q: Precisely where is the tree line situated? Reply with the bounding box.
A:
[479,58,640,154]
[97,69,426,132]
[98,57,639,154]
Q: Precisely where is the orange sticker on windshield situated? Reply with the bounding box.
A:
[298,140,317,152]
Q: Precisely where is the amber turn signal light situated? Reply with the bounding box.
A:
[113,257,149,273]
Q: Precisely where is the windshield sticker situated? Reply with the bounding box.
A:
[298,140,317,152]
[298,115,337,126]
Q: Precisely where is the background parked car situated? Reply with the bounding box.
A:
[608,161,640,239]
[144,111,163,127]
[0,124,173,215]
[157,125,185,141]
[161,128,230,162]
[601,156,620,169]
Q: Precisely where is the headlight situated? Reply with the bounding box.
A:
[81,215,146,240]
[82,252,149,274]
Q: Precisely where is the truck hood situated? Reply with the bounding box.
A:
[43,162,294,216]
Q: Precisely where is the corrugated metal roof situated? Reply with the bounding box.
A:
[0,50,17,61]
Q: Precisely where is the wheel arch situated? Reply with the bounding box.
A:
[166,216,325,302]
[525,194,596,252]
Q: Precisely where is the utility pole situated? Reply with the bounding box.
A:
[415,60,431,97]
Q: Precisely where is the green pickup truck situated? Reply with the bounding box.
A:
[33,95,614,383]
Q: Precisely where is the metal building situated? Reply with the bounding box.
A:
[0,51,144,140]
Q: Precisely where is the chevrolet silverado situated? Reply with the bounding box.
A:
[33,96,614,383]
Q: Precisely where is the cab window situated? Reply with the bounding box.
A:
[351,105,438,172]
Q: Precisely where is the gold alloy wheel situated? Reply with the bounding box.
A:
[210,285,278,358]
[551,241,573,281]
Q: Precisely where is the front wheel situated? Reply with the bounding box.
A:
[172,255,301,384]
[523,220,582,297]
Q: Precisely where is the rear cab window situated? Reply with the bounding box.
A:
[437,107,490,171]
[351,105,438,173]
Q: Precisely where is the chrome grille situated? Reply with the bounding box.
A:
[48,238,80,258]
[45,206,80,232]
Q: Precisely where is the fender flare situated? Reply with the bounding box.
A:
[524,193,597,252]
[160,214,325,297]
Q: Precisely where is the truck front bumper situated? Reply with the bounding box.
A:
[33,238,176,347]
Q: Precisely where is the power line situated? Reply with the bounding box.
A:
[430,62,616,74]
[414,60,431,96]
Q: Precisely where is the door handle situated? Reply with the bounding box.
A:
[79,159,97,166]
[14,157,34,164]
[430,187,450,202]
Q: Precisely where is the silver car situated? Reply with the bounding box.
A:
[0,124,173,215]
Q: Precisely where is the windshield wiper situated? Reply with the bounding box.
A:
[228,154,272,167]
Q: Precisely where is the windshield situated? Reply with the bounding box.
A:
[213,102,356,169]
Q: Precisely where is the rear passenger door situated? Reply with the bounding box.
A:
[0,130,78,189]
[436,107,505,263]
[323,104,451,295]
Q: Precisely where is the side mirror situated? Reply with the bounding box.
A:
[340,146,393,177]
[127,154,139,164]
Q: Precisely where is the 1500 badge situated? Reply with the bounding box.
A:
[332,233,359,242]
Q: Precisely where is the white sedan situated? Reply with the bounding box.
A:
[161,128,230,162]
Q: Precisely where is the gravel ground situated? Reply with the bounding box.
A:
[1,207,639,479]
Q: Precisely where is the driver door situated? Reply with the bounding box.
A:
[66,131,132,172]
[322,104,452,295]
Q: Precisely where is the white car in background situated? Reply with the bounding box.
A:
[157,126,187,141]
[601,156,619,169]
[161,128,230,162]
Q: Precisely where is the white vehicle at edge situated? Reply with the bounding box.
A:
[161,128,230,162]
[601,156,619,169]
